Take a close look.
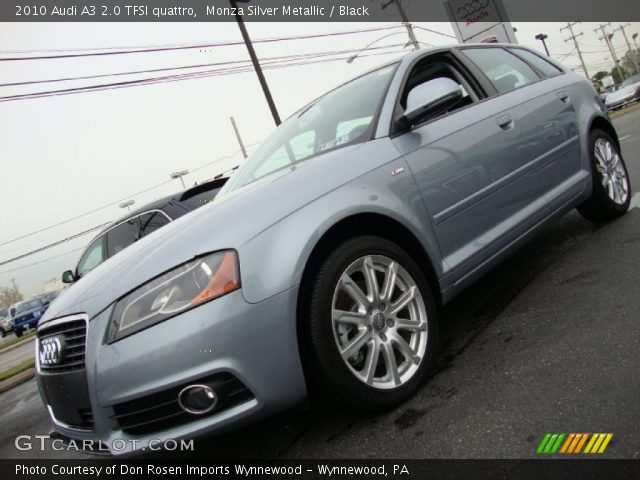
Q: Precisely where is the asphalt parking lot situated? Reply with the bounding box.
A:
[0,109,638,460]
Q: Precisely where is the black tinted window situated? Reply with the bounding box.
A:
[510,49,561,77]
[138,211,171,236]
[462,47,539,94]
[106,219,140,256]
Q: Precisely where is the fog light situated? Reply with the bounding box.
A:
[178,384,218,415]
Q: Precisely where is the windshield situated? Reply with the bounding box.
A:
[222,63,398,193]
[16,298,43,314]
[621,74,640,88]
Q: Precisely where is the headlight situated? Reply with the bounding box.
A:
[107,250,240,343]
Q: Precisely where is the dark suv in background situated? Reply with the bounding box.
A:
[62,177,228,284]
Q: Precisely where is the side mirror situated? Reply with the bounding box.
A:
[62,270,76,284]
[396,78,463,130]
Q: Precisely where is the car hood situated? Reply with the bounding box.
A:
[41,144,369,322]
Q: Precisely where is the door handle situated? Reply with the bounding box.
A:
[495,114,514,130]
[557,91,571,103]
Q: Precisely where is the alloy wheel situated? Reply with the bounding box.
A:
[594,137,629,205]
[331,255,428,390]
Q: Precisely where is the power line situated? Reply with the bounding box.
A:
[412,25,456,39]
[0,223,110,267]
[0,43,409,88]
[0,47,408,103]
[0,46,408,251]
[0,25,405,61]
[0,139,263,252]
[0,247,84,275]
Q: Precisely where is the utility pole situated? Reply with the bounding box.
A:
[535,33,550,56]
[230,116,248,159]
[231,0,281,125]
[633,33,639,51]
[381,0,420,50]
[615,24,640,74]
[561,22,589,79]
[595,23,622,76]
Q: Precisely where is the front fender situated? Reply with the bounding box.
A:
[238,157,443,304]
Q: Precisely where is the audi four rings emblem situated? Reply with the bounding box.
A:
[39,337,63,366]
[457,0,490,19]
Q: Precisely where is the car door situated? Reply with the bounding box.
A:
[391,50,547,283]
[462,47,585,210]
[504,47,583,210]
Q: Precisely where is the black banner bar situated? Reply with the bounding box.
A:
[3,459,640,480]
[1,0,639,22]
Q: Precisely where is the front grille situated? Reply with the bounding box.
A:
[112,373,253,436]
[15,313,34,325]
[78,408,94,429]
[37,318,87,373]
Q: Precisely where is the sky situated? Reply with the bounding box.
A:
[1,20,639,298]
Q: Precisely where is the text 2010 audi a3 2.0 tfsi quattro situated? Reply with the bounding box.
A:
[36,45,630,454]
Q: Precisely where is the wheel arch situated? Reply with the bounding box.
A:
[589,115,621,150]
[294,212,442,392]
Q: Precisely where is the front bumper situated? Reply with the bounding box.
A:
[14,316,39,330]
[36,286,307,455]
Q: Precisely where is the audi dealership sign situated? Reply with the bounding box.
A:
[444,0,518,44]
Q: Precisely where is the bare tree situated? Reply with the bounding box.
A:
[0,285,23,309]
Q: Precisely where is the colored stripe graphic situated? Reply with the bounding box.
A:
[584,433,613,454]
[537,433,565,454]
[539,433,613,454]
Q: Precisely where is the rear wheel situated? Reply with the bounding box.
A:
[303,236,437,411]
[578,129,631,221]
[15,329,23,338]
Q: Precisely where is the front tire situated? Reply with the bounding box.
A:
[578,129,631,221]
[14,329,23,338]
[303,236,438,411]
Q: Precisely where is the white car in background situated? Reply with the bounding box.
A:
[605,74,640,110]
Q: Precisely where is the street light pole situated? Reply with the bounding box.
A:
[119,200,135,211]
[231,0,281,126]
[535,33,550,56]
[170,170,189,189]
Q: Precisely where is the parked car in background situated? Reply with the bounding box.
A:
[37,45,630,454]
[62,177,228,284]
[605,73,640,110]
[10,297,50,337]
[0,307,10,338]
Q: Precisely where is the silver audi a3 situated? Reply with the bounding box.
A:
[36,45,631,454]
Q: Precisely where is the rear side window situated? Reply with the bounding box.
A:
[510,48,562,77]
[462,47,540,94]
[106,220,140,256]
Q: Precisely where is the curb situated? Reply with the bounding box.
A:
[0,336,35,355]
[0,367,35,395]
